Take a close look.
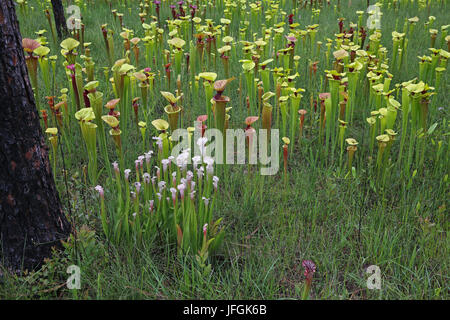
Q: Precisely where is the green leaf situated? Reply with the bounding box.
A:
[167,37,186,49]
[152,119,169,131]
[84,80,99,91]
[199,72,218,82]
[45,127,58,135]
[102,115,119,128]
[75,108,95,121]
[241,60,255,71]
[33,46,50,57]
[60,38,80,51]
[160,91,180,104]
[427,122,438,135]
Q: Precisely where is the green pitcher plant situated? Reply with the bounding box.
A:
[75,108,98,185]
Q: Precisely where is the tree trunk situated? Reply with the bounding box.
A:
[0,0,71,272]
[51,0,68,39]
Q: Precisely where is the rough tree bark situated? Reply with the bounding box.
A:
[0,0,71,272]
[51,0,68,39]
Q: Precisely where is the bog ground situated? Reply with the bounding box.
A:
[0,0,448,299]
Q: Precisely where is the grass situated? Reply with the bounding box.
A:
[0,0,448,299]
